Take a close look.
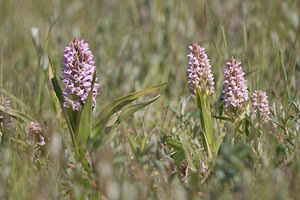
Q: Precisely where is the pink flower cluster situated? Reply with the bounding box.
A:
[28,121,46,146]
[0,95,12,130]
[251,90,271,123]
[222,57,249,115]
[0,95,10,119]
[187,42,214,96]
[186,42,272,122]
[62,39,100,111]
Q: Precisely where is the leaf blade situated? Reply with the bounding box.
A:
[116,95,161,124]
[48,56,77,148]
[91,82,166,138]
[76,72,96,145]
[0,105,33,124]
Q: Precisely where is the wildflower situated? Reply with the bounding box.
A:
[28,121,46,146]
[187,42,214,96]
[0,95,10,119]
[62,38,100,111]
[222,57,249,115]
[0,95,12,130]
[251,90,271,123]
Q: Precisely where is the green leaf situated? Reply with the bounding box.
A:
[0,88,31,112]
[48,57,76,129]
[76,72,96,145]
[127,133,139,156]
[0,105,33,124]
[212,114,231,121]
[7,136,30,150]
[165,137,183,151]
[195,84,216,160]
[179,132,196,170]
[116,95,161,124]
[168,105,180,115]
[103,95,161,139]
[91,82,166,138]
[48,56,77,148]
[172,150,186,166]
[141,135,149,151]
[106,113,119,127]
[48,90,60,114]
[216,131,226,154]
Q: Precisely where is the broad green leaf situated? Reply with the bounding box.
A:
[172,150,186,166]
[48,90,60,114]
[91,82,166,138]
[103,95,161,138]
[48,56,77,148]
[0,105,33,124]
[116,95,161,124]
[48,57,76,128]
[165,137,183,151]
[195,84,216,160]
[106,113,119,127]
[106,125,118,142]
[48,57,76,123]
[76,72,96,145]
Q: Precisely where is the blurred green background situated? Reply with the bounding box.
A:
[0,0,299,199]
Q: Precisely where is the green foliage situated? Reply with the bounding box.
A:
[0,0,299,199]
[49,56,165,154]
[0,105,33,124]
[195,84,216,160]
[91,82,166,140]
[116,95,161,124]
[76,72,96,146]
[48,56,77,148]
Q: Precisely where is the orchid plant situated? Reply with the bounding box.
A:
[48,38,166,159]
[164,43,272,178]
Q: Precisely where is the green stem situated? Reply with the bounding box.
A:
[195,86,216,161]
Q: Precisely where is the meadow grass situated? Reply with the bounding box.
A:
[0,0,299,199]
